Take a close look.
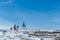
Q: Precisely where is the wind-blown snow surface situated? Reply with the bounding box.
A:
[0,30,55,40]
[0,30,40,40]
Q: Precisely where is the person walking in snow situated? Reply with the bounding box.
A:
[14,25,16,31]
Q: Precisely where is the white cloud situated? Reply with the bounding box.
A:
[0,0,16,6]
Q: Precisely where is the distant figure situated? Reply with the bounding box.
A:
[14,25,16,31]
[17,25,19,30]
[22,22,26,27]
[21,22,26,30]
[10,27,12,30]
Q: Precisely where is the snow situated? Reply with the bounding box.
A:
[0,30,57,40]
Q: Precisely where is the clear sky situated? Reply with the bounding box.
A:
[0,0,60,30]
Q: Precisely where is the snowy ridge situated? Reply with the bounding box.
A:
[0,29,40,40]
[0,29,60,40]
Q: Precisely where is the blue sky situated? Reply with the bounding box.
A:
[0,0,60,30]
